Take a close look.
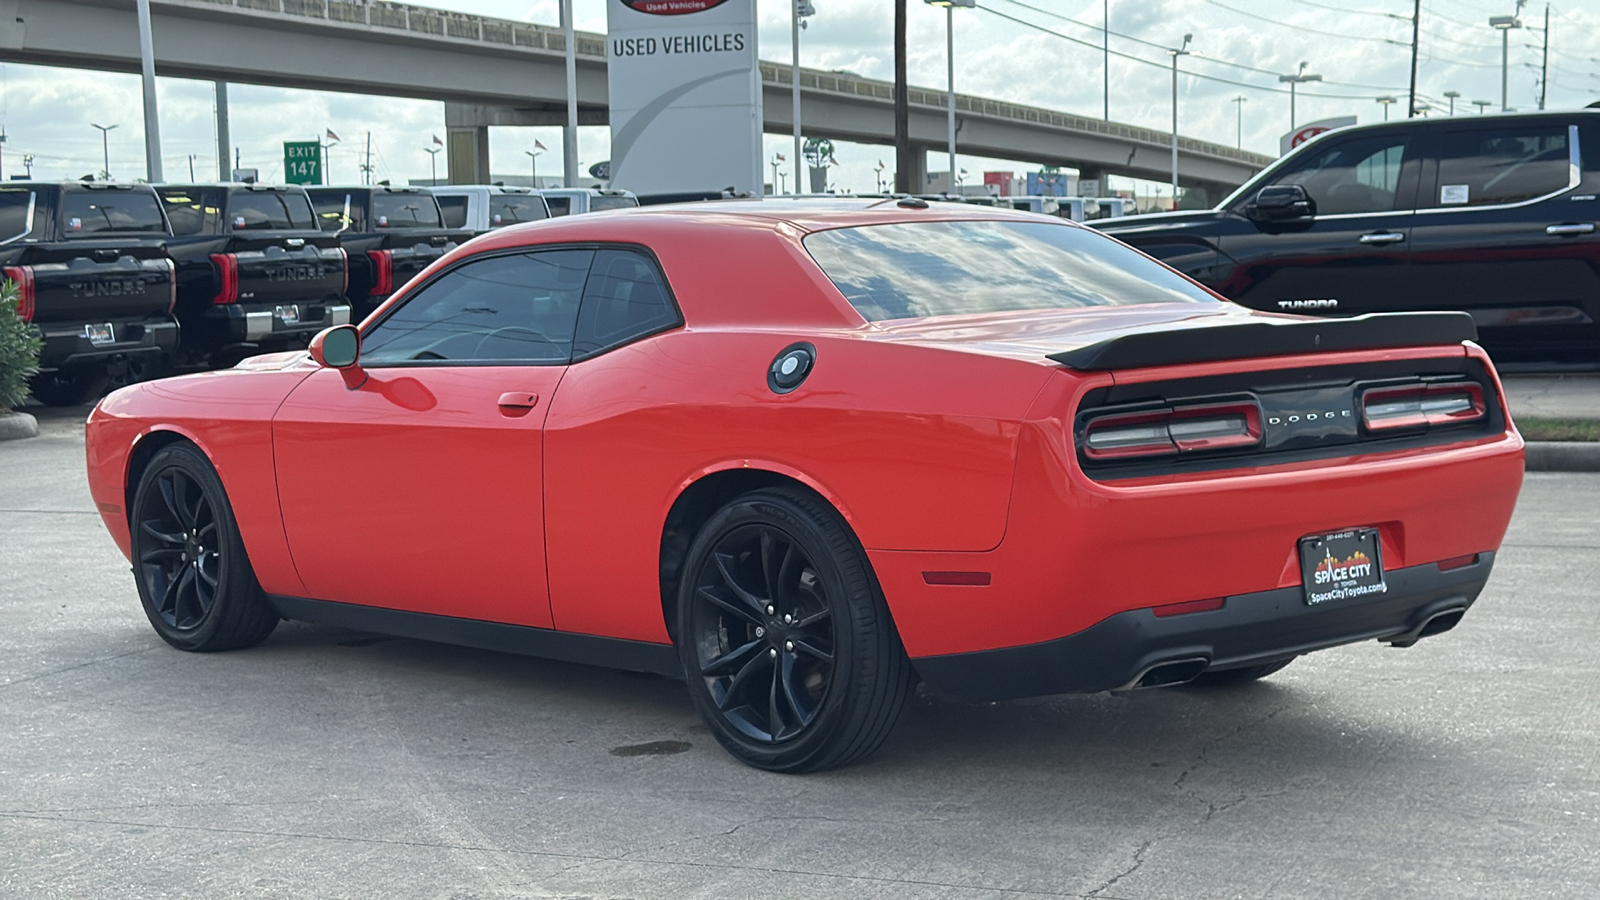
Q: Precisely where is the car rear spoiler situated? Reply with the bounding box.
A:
[1047,311,1479,371]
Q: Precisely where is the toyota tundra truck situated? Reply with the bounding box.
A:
[306,185,465,319]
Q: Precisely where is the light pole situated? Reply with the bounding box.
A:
[1168,33,1191,206]
[1231,95,1247,149]
[1473,99,1493,114]
[874,159,885,193]
[926,0,973,197]
[1444,90,1461,115]
[1102,0,1110,121]
[525,149,542,187]
[793,0,815,202]
[424,146,441,184]
[771,154,783,194]
[90,123,117,180]
[1490,14,1523,112]
[23,153,34,179]
[1376,96,1397,121]
[1278,62,1321,132]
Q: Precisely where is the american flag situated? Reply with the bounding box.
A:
[326,129,342,142]
[534,140,548,151]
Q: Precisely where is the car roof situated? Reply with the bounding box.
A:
[606,197,1066,233]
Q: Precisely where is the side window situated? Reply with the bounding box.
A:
[310,193,352,233]
[0,191,34,242]
[436,195,470,229]
[360,249,594,366]
[1429,125,1571,208]
[572,248,681,359]
[546,196,572,217]
[1261,135,1409,215]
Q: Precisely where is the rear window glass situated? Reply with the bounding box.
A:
[308,192,352,233]
[372,192,443,228]
[804,220,1217,322]
[158,189,218,236]
[545,196,572,217]
[486,195,548,226]
[0,190,33,242]
[61,189,168,236]
[436,195,469,229]
[228,190,316,230]
[590,195,638,212]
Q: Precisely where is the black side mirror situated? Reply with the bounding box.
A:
[1247,184,1316,222]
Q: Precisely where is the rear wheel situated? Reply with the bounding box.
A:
[29,368,107,407]
[1185,657,1296,688]
[129,443,279,652]
[676,488,912,772]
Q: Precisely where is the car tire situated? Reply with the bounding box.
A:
[676,487,913,772]
[129,443,279,652]
[29,368,107,407]
[1185,657,1296,688]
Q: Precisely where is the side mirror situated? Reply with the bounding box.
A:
[309,325,367,390]
[1247,184,1316,223]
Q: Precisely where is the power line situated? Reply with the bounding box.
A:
[1196,0,1410,47]
[1282,0,1411,22]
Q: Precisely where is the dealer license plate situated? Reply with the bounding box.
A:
[274,304,300,325]
[84,323,114,346]
[1299,528,1387,606]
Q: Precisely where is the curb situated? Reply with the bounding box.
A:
[0,410,39,441]
[1525,441,1600,472]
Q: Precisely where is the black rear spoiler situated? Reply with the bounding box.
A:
[1047,312,1478,371]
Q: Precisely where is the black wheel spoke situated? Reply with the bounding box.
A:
[794,608,831,629]
[768,662,786,740]
[717,650,773,712]
[777,652,812,730]
[171,566,197,624]
[140,520,184,546]
[697,586,761,627]
[791,637,834,663]
[196,555,219,588]
[702,638,762,677]
[139,547,184,565]
[712,551,767,614]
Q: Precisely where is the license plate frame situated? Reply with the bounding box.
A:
[274,304,300,326]
[1299,528,1387,606]
[84,322,115,346]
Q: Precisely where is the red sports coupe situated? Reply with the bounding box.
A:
[86,200,1525,771]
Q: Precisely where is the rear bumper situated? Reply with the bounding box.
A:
[912,552,1494,701]
[36,319,179,370]
[211,302,351,343]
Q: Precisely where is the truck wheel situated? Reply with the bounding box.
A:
[29,368,107,407]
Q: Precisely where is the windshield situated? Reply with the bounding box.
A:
[372,192,443,228]
[61,189,168,236]
[804,219,1217,322]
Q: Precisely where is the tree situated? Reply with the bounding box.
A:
[0,278,42,414]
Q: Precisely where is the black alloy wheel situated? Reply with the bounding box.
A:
[130,443,279,652]
[678,487,912,772]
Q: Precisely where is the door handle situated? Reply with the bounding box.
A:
[1546,223,1596,236]
[1358,232,1406,244]
[496,392,539,410]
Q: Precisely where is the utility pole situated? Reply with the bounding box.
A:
[1407,0,1420,117]
[1168,34,1190,207]
[214,82,231,181]
[894,0,911,193]
[362,131,372,186]
[1539,3,1549,110]
[135,0,163,182]
[187,154,194,181]
[561,0,578,188]
[1103,0,1109,121]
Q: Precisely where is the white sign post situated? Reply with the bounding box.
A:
[1278,116,1358,156]
[606,0,763,196]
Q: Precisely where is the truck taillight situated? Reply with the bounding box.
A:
[210,253,239,305]
[1083,402,1263,460]
[1360,382,1486,432]
[165,258,177,313]
[337,247,349,295]
[367,249,393,297]
[2,265,34,322]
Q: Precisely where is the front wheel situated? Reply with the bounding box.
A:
[129,443,279,652]
[676,488,913,773]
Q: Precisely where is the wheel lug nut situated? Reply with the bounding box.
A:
[784,614,793,624]
[769,648,778,658]
[785,640,795,652]
[766,605,775,615]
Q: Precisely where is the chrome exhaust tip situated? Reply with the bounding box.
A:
[1113,656,1210,692]
[1386,606,1468,648]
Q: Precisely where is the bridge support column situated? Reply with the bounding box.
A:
[446,126,490,185]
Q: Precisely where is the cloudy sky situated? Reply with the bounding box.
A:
[3,0,1598,194]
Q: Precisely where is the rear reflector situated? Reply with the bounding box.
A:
[1361,382,1485,432]
[1152,597,1226,618]
[1084,402,1262,460]
[209,253,239,305]
[1436,554,1479,571]
[2,265,35,321]
[922,571,992,586]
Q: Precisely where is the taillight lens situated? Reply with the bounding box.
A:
[1361,382,1486,432]
[209,253,239,305]
[337,247,349,295]
[1083,402,1262,460]
[3,265,35,321]
[367,249,393,297]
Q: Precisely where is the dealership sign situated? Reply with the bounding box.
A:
[1278,117,1358,156]
[606,0,762,195]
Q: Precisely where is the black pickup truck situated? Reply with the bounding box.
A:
[305,186,465,319]
[0,182,177,406]
[157,184,350,367]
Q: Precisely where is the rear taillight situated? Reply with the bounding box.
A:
[209,253,239,305]
[2,265,35,321]
[1360,382,1486,432]
[164,258,177,312]
[1083,401,1262,460]
[337,247,349,295]
[367,249,393,297]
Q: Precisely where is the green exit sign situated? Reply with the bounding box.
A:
[283,141,321,185]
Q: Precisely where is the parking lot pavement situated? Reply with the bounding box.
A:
[1501,374,1600,421]
[2,411,1597,899]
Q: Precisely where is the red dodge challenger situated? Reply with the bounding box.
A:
[86,200,1525,772]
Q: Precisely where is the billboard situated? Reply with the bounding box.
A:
[1279,117,1357,156]
[1025,171,1072,197]
[606,0,762,195]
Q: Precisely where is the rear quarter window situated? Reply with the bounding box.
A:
[1429,125,1573,207]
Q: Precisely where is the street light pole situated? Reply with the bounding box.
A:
[91,123,118,180]
[1168,34,1190,207]
[425,146,441,184]
[1444,90,1460,116]
[1377,96,1397,121]
[1103,0,1110,121]
[525,149,541,187]
[1490,14,1523,112]
[792,1,814,197]
[926,0,973,197]
[1278,62,1321,133]
[1473,99,1492,114]
[1231,95,1247,149]
[135,0,163,183]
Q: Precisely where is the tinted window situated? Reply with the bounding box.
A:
[545,196,572,217]
[360,249,594,365]
[0,191,33,242]
[372,192,443,228]
[486,194,548,226]
[804,220,1216,322]
[573,249,680,358]
[157,188,219,236]
[1266,135,1409,215]
[436,195,470,229]
[61,189,168,235]
[590,195,638,212]
[228,190,315,230]
[309,192,352,233]
[1430,125,1570,207]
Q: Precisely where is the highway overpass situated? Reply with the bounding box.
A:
[0,0,1274,197]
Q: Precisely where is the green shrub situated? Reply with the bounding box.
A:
[0,278,43,414]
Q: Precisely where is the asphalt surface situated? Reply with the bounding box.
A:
[2,408,1597,899]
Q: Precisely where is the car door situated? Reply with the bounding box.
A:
[1405,119,1600,358]
[1218,130,1423,315]
[273,247,595,628]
